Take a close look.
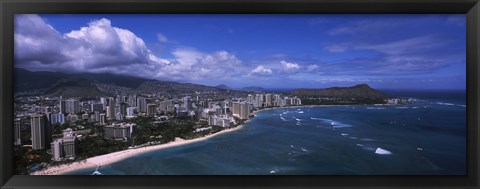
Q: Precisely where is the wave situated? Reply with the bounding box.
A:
[375,148,392,155]
[360,138,376,142]
[311,117,330,121]
[366,107,386,110]
[436,102,455,106]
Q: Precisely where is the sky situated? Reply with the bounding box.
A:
[14,14,466,89]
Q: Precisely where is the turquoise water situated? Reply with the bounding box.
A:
[65,90,466,175]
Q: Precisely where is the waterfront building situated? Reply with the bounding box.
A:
[51,139,62,161]
[104,123,134,140]
[31,114,51,150]
[51,128,77,161]
[265,93,273,107]
[208,115,235,127]
[246,94,254,104]
[232,102,251,119]
[14,118,21,146]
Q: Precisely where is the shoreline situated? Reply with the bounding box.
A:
[31,124,244,175]
[32,104,389,175]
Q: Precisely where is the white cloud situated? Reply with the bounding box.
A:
[157,33,169,43]
[307,65,318,72]
[251,65,272,75]
[15,15,245,83]
[280,60,300,73]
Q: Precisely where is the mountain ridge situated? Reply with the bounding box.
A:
[291,84,388,99]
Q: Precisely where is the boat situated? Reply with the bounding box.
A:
[331,122,335,126]
[91,165,103,175]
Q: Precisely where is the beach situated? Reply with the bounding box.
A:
[31,124,244,175]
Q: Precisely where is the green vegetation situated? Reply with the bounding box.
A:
[16,115,237,175]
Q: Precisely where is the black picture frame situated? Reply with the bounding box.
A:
[1,0,479,188]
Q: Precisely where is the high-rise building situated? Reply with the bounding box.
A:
[265,93,273,107]
[91,103,104,113]
[99,113,106,125]
[137,97,147,113]
[51,139,62,161]
[94,111,101,122]
[14,118,21,146]
[119,102,128,117]
[232,102,251,119]
[183,96,192,111]
[62,137,76,159]
[126,107,136,117]
[58,100,67,114]
[108,98,116,120]
[50,113,65,125]
[247,94,254,104]
[65,99,80,114]
[128,95,137,107]
[31,114,51,150]
[255,94,264,107]
[147,104,157,117]
[115,112,124,121]
[51,128,76,161]
[100,97,107,106]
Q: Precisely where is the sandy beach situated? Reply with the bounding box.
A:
[31,125,244,175]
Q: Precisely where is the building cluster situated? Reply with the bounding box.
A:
[387,98,416,104]
[51,128,77,161]
[14,92,301,162]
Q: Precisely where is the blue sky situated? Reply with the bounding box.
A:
[14,14,466,89]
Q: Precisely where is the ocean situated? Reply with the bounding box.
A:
[65,90,467,175]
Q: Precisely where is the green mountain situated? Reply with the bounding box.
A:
[290,84,388,99]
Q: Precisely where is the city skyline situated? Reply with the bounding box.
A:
[15,14,466,89]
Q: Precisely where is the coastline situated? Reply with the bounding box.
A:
[31,124,244,175]
[32,104,387,175]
